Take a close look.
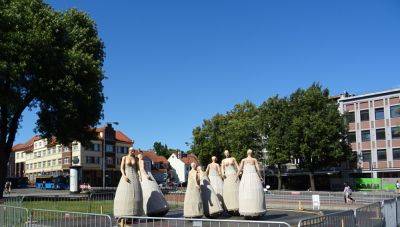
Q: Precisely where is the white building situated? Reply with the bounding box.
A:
[168,152,198,183]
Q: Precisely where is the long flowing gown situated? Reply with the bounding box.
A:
[238,163,266,217]
[199,171,223,217]
[114,163,143,217]
[208,167,224,208]
[223,165,239,212]
[141,171,170,216]
[184,169,203,218]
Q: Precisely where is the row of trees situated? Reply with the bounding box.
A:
[190,83,353,190]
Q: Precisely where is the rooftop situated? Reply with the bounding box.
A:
[338,87,400,102]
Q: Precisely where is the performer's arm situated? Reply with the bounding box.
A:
[255,159,262,179]
[206,164,210,175]
[139,159,151,180]
[233,157,240,170]
[237,159,244,176]
[120,157,129,183]
[220,160,225,178]
[217,164,222,177]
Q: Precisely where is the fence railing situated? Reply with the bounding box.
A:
[118,215,292,227]
[298,210,356,227]
[29,208,112,227]
[0,205,29,227]
[354,201,383,227]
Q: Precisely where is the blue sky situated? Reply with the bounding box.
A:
[16,0,400,150]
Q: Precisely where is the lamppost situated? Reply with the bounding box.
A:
[102,121,119,188]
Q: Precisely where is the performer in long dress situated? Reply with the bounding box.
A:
[206,156,224,207]
[221,150,240,214]
[197,166,223,217]
[184,162,203,218]
[237,149,266,217]
[114,147,144,218]
[138,153,169,216]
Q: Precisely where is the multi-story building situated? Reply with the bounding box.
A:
[338,88,400,178]
[12,124,133,186]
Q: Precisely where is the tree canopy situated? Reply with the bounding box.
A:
[0,0,105,198]
[153,141,182,158]
[190,84,352,190]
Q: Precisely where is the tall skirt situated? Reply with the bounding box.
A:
[200,176,223,217]
[114,166,143,217]
[223,174,239,212]
[209,174,224,206]
[184,185,203,217]
[238,167,266,217]
[141,173,169,216]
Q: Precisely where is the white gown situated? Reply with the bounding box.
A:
[140,171,169,216]
[238,163,266,217]
[208,168,224,206]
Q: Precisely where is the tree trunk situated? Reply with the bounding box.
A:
[277,165,282,190]
[0,148,11,200]
[309,172,315,191]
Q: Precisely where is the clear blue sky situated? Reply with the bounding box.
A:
[15,0,400,150]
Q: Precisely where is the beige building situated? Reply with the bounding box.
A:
[338,88,400,178]
[12,124,133,186]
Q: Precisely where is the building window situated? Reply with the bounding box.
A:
[377,149,387,161]
[345,112,355,124]
[86,156,95,164]
[106,145,114,153]
[91,143,101,152]
[376,128,386,140]
[390,105,400,118]
[375,108,384,120]
[348,132,356,143]
[392,126,400,139]
[393,148,400,160]
[96,157,100,164]
[106,157,114,165]
[47,160,51,167]
[52,160,56,166]
[361,130,371,142]
[360,110,369,122]
[63,158,70,164]
[58,159,62,165]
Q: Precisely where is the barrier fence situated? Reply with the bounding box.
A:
[117,216,292,227]
[3,191,400,226]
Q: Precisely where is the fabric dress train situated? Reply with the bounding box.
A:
[208,168,224,206]
[114,163,143,217]
[199,171,223,217]
[184,169,203,218]
[141,171,169,216]
[238,163,266,217]
[222,165,239,212]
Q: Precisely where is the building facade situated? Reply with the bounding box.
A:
[12,124,133,186]
[168,152,199,184]
[338,88,400,178]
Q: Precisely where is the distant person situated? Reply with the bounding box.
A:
[343,183,355,204]
[396,180,400,193]
[4,181,11,194]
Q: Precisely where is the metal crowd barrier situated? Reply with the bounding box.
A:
[29,208,112,227]
[298,210,356,227]
[354,201,383,227]
[0,205,29,227]
[118,216,292,227]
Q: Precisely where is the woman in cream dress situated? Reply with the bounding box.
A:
[114,147,143,217]
[197,166,223,217]
[184,162,203,218]
[138,153,169,216]
[221,150,240,213]
[237,149,266,217]
[206,156,224,207]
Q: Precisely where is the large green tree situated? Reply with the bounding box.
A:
[0,0,105,198]
[191,101,262,164]
[153,141,182,158]
[258,96,292,189]
[288,83,351,190]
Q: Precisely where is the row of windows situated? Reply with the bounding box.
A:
[26,158,70,170]
[345,105,400,123]
[86,143,128,154]
[362,148,400,162]
[348,126,400,143]
[86,156,100,164]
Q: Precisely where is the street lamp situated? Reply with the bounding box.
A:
[102,121,119,188]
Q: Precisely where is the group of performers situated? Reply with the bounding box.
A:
[113,148,169,217]
[113,147,266,220]
[184,149,266,218]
